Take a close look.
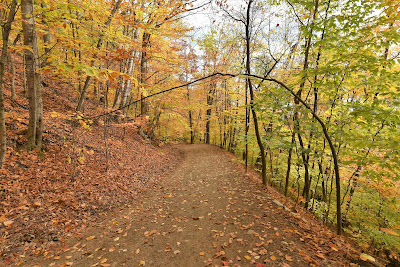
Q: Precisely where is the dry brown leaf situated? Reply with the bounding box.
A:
[285,255,293,261]
[86,236,95,241]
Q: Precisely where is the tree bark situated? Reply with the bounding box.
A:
[40,2,51,67]
[22,0,43,149]
[7,51,15,100]
[0,0,18,167]
[245,0,267,185]
[140,31,151,116]
[285,132,296,196]
[205,82,215,144]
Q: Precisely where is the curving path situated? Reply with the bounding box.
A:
[26,144,357,266]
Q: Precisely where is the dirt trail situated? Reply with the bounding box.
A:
[25,144,358,266]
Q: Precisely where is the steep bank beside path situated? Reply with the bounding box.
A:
[26,144,361,266]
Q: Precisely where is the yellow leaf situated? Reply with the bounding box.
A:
[86,236,95,241]
[139,260,145,266]
[199,251,205,256]
[244,255,251,260]
[100,258,107,264]
[360,253,375,263]
[270,255,277,261]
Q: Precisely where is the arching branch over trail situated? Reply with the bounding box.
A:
[87,72,342,235]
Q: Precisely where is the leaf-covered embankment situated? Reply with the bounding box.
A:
[0,60,180,262]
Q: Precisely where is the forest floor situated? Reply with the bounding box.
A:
[21,144,369,267]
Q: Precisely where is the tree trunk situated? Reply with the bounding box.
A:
[285,132,296,197]
[140,31,151,116]
[76,0,122,112]
[0,0,18,167]
[245,0,267,185]
[41,2,51,67]
[205,82,215,145]
[292,0,320,208]
[22,0,43,149]
[7,51,15,100]
[187,85,195,144]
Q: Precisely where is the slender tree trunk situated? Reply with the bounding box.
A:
[285,132,296,196]
[0,0,18,167]
[244,80,249,171]
[140,31,151,116]
[113,62,124,108]
[205,82,215,144]
[76,0,122,112]
[41,2,51,67]
[7,52,15,100]
[22,0,43,149]
[292,0,320,208]
[245,0,267,184]
[187,84,195,143]
[120,56,135,110]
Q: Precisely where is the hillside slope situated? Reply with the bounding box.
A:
[1,54,180,264]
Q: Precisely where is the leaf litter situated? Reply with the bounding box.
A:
[22,144,368,266]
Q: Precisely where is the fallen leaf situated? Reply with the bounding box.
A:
[199,252,205,256]
[270,255,277,261]
[380,228,399,237]
[360,253,375,263]
[285,255,293,261]
[145,230,157,237]
[86,236,95,241]
[328,243,338,252]
[139,260,145,266]
[3,220,14,227]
